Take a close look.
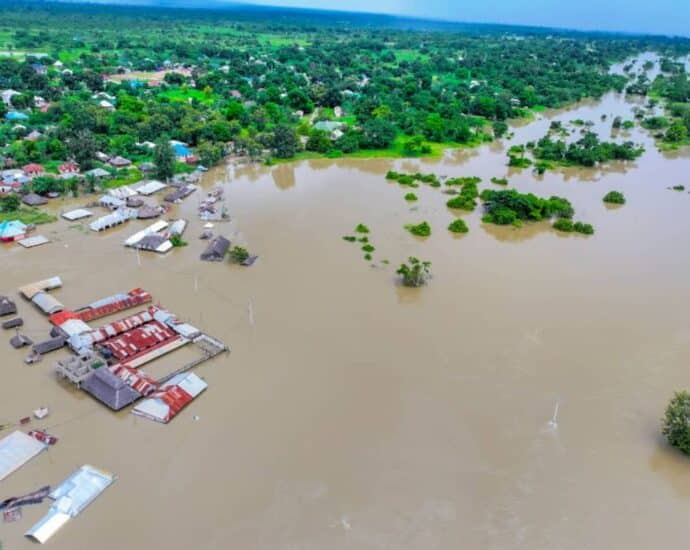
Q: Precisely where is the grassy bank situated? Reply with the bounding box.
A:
[0,208,57,225]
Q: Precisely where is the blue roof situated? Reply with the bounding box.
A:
[6,111,29,121]
[173,144,192,157]
[0,220,28,238]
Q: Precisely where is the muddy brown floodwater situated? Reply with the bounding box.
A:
[3,54,690,549]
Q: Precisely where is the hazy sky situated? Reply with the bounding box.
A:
[243,0,689,36]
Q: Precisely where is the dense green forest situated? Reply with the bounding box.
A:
[0,0,689,192]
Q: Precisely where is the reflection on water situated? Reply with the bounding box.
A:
[481,220,554,243]
[271,163,296,190]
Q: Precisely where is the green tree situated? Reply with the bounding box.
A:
[66,130,97,170]
[662,392,690,455]
[154,139,175,180]
[1,194,20,212]
[397,257,432,287]
[272,125,299,159]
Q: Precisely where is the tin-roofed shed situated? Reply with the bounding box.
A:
[0,296,17,316]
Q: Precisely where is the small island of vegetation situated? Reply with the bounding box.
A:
[603,190,626,204]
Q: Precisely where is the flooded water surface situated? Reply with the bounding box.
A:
[2,56,690,549]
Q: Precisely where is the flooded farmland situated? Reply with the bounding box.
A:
[3,56,690,549]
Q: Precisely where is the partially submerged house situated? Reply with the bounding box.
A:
[89,209,137,232]
[25,465,116,544]
[22,192,48,207]
[81,367,142,410]
[0,220,28,242]
[0,296,17,316]
[0,431,46,482]
[132,372,207,424]
[200,236,230,261]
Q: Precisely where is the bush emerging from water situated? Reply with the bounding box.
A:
[228,246,250,263]
[491,177,508,185]
[553,219,574,232]
[603,191,626,204]
[355,223,370,233]
[404,193,418,202]
[574,222,594,235]
[662,391,690,455]
[445,179,479,211]
[480,189,574,225]
[448,219,469,233]
[362,244,375,253]
[170,234,188,247]
[397,257,432,287]
[386,170,438,187]
[446,176,481,187]
[405,221,431,237]
[672,185,685,191]
[342,235,356,242]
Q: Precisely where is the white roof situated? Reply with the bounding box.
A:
[124,220,169,247]
[0,431,46,481]
[136,180,167,196]
[18,235,50,248]
[26,465,116,544]
[108,185,138,199]
[62,208,93,221]
[89,209,137,231]
[59,318,92,337]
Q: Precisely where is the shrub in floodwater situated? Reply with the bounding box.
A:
[448,219,469,233]
[358,236,369,243]
[362,244,375,253]
[405,221,431,237]
[342,236,356,242]
[404,193,418,202]
[170,234,188,247]
[603,191,626,204]
[355,223,370,233]
[553,219,574,232]
[672,185,685,191]
[228,246,250,263]
[480,189,574,225]
[662,391,690,455]
[574,222,594,235]
[397,257,432,287]
[364,253,372,261]
[446,176,481,187]
[491,177,508,185]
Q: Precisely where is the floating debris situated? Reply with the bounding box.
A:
[0,485,51,512]
[241,255,259,267]
[4,507,22,523]
[33,407,49,420]
[28,430,58,446]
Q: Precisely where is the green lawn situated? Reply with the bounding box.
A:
[101,169,142,189]
[158,88,217,105]
[275,133,486,164]
[0,208,56,225]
